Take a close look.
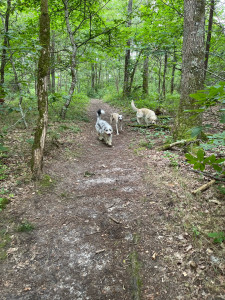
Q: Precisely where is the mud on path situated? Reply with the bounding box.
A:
[0,99,224,300]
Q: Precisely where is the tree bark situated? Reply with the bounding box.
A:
[60,0,77,119]
[91,63,95,90]
[142,55,149,95]
[162,52,168,99]
[129,50,142,93]
[123,0,133,97]
[170,47,177,94]
[0,0,11,98]
[51,30,56,93]
[204,0,215,80]
[173,0,206,140]
[31,0,50,180]
[158,57,162,96]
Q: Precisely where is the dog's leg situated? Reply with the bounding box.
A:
[137,116,141,125]
[105,134,112,146]
[98,133,104,140]
[120,121,123,131]
[116,122,119,135]
[145,116,149,125]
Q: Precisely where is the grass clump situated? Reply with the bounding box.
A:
[17,221,35,232]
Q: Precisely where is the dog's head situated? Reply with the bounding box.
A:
[104,127,113,136]
[118,114,123,121]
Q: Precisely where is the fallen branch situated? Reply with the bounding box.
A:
[127,123,170,130]
[192,179,216,195]
[159,139,199,151]
[187,167,225,182]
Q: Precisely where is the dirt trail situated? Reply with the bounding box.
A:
[0,99,222,300]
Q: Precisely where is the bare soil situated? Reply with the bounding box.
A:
[0,98,224,300]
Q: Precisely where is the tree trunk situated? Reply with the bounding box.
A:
[98,63,101,85]
[60,0,77,119]
[91,63,95,90]
[158,57,162,95]
[173,0,205,140]
[204,0,215,80]
[162,52,168,99]
[95,63,98,89]
[51,30,56,93]
[142,55,149,95]
[123,0,133,97]
[31,0,50,180]
[0,0,11,99]
[8,44,28,128]
[129,50,142,93]
[170,47,177,94]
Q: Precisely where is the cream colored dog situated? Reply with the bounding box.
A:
[131,100,157,125]
[110,113,123,135]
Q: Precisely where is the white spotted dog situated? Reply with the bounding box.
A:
[95,109,113,146]
[110,113,123,135]
[131,100,157,125]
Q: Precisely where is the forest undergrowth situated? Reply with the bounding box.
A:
[0,97,224,299]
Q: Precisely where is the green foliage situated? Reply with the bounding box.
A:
[185,149,225,174]
[208,232,225,244]
[192,226,200,238]
[17,221,35,232]
[40,174,55,188]
[0,162,9,180]
[0,197,10,211]
[0,189,14,211]
[163,151,180,168]
[0,230,11,260]
[190,82,225,108]
[217,185,225,195]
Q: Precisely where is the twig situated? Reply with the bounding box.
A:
[109,216,122,224]
[95,249,106,254]
[188,168,225,182]
[192,180,216,195]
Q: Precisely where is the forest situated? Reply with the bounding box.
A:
[0,0,225,299]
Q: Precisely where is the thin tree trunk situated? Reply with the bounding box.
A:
[60,0,77,119]
[0,0,11,99]
[123,0,133,97]
[91,63,95,90]
[51,30,56,93]
[170,47,177,94]
[31,0,50,180]
[174,0,205,140]
[142,55,149,95]
[204,0,215,80]
[162,52,168,99]
[98,63,101,85]
[129,50,142,93]
[95,63,98,89]
[8,46,28,128]
[158,57,162,95]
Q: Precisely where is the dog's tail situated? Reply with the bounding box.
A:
[131,100,138,112]
[96,109,105,120]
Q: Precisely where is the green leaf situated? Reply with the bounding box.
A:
[208,232,225,244]
[185,153,196,164]
[212,164,222,172]
[196,149,205,161]
[220,113,225,123]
